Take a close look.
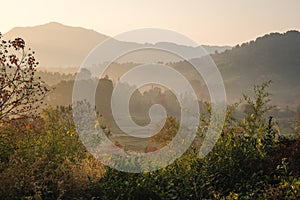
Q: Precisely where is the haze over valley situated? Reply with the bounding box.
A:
[1,1,300,199]
[5,22,298,109]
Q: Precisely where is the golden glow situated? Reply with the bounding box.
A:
[1,0,300,45]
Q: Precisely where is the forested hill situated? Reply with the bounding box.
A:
[211,30,300,105]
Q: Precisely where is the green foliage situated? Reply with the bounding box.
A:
[0,106,104,199]
[0,82,299,199]
[150,116,179,146]
[81,81,299,199]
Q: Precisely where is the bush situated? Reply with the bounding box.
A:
[0,106,104,199]
[83,81,299,199]
[1,82,299,199]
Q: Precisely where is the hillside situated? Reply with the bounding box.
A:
[39,30,300,108]
[211,30,300,106]
[4,22,109,68]
[3,22,231,68]
[6,23,298,107]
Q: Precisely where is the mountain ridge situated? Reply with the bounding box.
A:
[211,30,300,105]
[3,22,231,68]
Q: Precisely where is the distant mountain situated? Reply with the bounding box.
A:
[3,22,231,68]
[42,30,300,119]
[211,30,300,106]
[7,23,298,106]
[4,22,109,68]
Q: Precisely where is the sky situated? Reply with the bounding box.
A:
[1,0,300,46]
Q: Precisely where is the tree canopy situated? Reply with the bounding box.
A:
[0,33,48,122]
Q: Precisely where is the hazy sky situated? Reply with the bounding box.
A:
[1,0,300,46]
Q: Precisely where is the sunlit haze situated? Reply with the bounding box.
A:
[1,0,300,46]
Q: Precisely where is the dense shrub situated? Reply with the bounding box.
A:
[82,82,299,199]
[0,106,104,199]
[0,82,299,199]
